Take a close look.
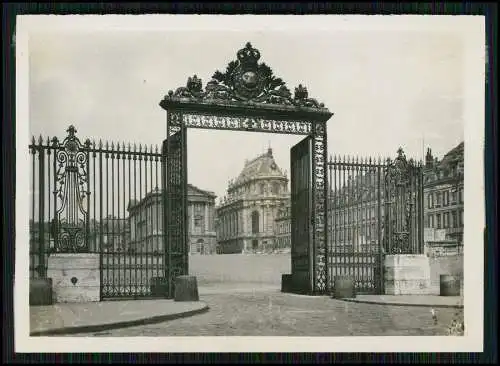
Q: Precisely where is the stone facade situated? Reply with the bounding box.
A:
[127,184,217,255]
[423,142,464,245]
[274,202,291,252]
[216,147,291,254]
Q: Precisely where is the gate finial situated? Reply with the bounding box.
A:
[67,125,77,136]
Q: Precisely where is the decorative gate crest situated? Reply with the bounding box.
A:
[52,125,91,253]
[165,42,326,110]
[384,147,421,254]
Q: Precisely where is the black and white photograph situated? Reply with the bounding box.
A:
[15,15,485,353]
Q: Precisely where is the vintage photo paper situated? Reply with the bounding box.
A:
[15,14,485,353]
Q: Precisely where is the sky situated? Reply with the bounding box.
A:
[28,22,467,201]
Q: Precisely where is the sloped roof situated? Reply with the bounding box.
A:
[234,148,286,186]
[187,183,217,198]
[439,142,464,169]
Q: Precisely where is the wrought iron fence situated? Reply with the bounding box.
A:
[29,126,167,299]
[327,149,424,294]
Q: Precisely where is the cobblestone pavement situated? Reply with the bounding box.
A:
[73,288,462,337]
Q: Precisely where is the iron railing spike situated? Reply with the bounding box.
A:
[105,141,109,149]
[31,136,35,144]
[38,135,43,144]
[99,139,103,148]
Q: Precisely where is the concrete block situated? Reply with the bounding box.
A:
[174,275,199,302]
[47,254,100,303]
[384,254,432,295]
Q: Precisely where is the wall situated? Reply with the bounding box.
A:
[189,253,291,287]
[428,253,464,295]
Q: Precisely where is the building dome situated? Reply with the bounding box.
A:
[216,147,291,254]
[231,147,287,189]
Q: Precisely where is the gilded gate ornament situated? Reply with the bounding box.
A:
[52,125,91,253]
[164,42,326,109]
[384,148,419,254]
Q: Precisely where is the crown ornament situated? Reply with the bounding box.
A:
[237,42,261,70]
[163,42,328,110]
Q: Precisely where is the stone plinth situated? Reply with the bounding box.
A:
[47,253,100,303]
[384,255,431,295]
[174,276,199,302]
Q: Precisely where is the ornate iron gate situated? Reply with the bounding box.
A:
[327,148,423,295]
[290,136,314,293]
[160,42,332,294]
[29,126,168,299]
[162,126,188,298]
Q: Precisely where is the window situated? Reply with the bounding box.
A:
[435,192,442,207]
[260,184,265,195]
[459,209,464,226]
[444,191,449,206]
[444,212,449,228]
[459,188,464,203]
[452,211,458,228]
[251,211,260,234]
[194,216,202,227]
[436,214,441,229]
[273,182,280,195]
[427,193,433,209]
[451,191,457,204]
[426,214,431,227]
[429,215,434,228]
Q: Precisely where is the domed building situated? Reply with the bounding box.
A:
[216,147,290,254]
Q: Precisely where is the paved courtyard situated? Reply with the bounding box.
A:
[72,286,462,337]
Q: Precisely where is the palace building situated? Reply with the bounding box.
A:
[216,147,291,254]
[127,184,217,255]
[274,201,291,252]
[423,142,464,245]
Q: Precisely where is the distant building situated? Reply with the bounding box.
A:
[127,184,217,255]
[328,171,384,253]
[216,147,290,254]
[423,142,464,245]
[98,216,129,253]
[274,201,291,252]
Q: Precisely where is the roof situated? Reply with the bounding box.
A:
[127,184,216,211]
[187,183,217,198]
[439,142,464,169]
[232,148,287,187]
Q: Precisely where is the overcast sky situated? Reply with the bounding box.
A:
[28,21,466,200]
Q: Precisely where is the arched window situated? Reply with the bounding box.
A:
[251,211,260,234]
[273,182,280,195]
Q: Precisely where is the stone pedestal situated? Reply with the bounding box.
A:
[384,255,431,295]
[174,276,199,302]
[47,253,100,303]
